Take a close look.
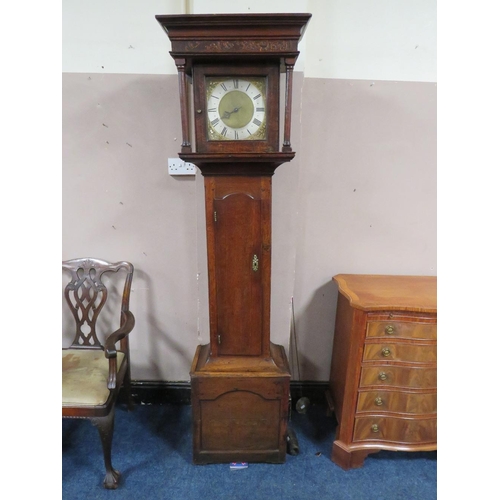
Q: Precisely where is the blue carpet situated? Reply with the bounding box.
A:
[62,404,436,499]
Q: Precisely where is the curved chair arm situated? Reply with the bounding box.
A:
[104,311,135,356]
[104,311,135,390]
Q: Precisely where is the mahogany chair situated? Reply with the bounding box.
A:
[62,258,135,489]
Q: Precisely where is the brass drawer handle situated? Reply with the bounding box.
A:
[252,254,259,272]
[374,397,383,406]
[371,424,379,433]
[381,347,391,357]
[385,325,395,335]
[378,372,387,381]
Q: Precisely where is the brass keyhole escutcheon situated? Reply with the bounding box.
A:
[385,325,395,335]
[252,254,259,272]
[371,424,379,433]
[381,347,391,357]
[378,372,387,381]
[374,397,383,406]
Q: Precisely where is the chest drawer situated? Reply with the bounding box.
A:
[359,365,436,389]
[353,416,437,444]
[363,343,437,363]
[366,321,436,340]
[356,390,437,414]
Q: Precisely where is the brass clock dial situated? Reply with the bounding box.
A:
[206,77,266,141]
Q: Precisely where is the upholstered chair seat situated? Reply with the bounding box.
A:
[62,349,126,406]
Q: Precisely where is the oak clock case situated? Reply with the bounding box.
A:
[193,65,280,154]
[156,12,311,465]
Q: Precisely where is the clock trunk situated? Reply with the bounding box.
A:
[206,176,271,358]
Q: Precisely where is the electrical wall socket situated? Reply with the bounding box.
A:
[168,158,196,175]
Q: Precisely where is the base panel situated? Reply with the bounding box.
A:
[190,344,291,464]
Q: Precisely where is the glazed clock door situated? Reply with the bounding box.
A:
[192,65,280,154]
[213,191,263,356]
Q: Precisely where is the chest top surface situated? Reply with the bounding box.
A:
[333,274,437,313]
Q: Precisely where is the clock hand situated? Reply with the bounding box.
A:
[222,106,242,118]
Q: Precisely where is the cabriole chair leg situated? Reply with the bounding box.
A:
[91,408,120,489]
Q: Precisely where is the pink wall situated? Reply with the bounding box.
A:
[62,72,436,381]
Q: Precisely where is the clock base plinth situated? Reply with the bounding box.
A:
[190,343,291,464]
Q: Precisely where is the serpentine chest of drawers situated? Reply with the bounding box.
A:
[327,274,437,469]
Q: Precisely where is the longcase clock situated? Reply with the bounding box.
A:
[156,13,311,464]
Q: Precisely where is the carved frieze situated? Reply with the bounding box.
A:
[179,39,294,54]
